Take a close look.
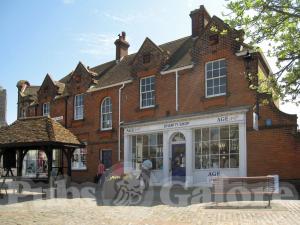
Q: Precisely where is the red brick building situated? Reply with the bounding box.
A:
[17,6,300,185]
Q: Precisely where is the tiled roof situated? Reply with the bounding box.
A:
[0,117,83,148]
[22,35,195,97]
[91,36,193,89]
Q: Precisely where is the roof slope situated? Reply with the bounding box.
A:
[92,36,193,89]
[0,117,83,147]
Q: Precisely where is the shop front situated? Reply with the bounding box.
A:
[123,108,248,186]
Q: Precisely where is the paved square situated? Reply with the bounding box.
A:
[1,198,300,225]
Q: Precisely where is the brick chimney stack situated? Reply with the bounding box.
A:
[190,5,211,37]
[114,31,130,61]
[0,86,7,127]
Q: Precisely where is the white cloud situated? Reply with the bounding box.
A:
[72,33,115,56]
[103,12,137,24]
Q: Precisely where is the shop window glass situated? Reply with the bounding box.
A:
[194,125,239,169]
[131,133,163,170]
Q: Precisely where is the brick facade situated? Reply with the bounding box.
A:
[17,5,300,183]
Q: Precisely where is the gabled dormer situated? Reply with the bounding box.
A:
[66,61,97,95]
[131,37,169,74]
[38,74,64,102]
[192,15,244,62]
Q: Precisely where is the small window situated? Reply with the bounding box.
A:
[206,59,227,97]
[43,102,50,116]
[101,97,112,130]
[72,143,87,170]
[140,76,155,108]
[143,53,151,64]
[74,94,84,120]
[209,34,219,45]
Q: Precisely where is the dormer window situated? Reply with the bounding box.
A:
[143,53,151,64]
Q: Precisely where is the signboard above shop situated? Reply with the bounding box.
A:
[124,111,246,134]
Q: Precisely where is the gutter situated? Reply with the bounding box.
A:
[87,80,132,93]
[160,64,194,112]
[118,82,126,161]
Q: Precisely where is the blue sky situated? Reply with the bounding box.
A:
[0,0,299,124]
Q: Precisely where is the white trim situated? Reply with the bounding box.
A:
[87,80,132,93]
[100,97,112,131]
[205,58,227,98]
[235,50,255,57]
[140,75,155,109]
[160,64,194,75]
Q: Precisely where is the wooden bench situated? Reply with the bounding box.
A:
[212,176,278,207]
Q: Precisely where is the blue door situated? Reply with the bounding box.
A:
[101,150,112,170]
[171,144,186,182]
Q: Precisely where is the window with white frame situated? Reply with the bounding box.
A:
[131,133,163,170]
[140,76,155,108]
[101,97,112,130]
[194,125,239,169]
[43,102,50,116]
[74,94,84,120]
[206,59,227,97]
[72,144,87,170]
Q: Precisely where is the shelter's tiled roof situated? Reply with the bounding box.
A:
[0,117,83,147]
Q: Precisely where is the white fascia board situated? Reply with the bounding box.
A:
[87,80,132,93]
[160,64,194,75]
[235,50,255,57]
[123,106,249,128]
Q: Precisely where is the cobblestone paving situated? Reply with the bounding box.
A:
[0,199,300,225]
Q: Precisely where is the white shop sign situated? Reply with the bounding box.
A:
[124,112,245,134]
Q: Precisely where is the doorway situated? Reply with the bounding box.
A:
[171,132,186,183]
[101,150,112,170]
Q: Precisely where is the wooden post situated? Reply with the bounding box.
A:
[46,147,53,182]
[67,149,72,178]
[17,149,23,177]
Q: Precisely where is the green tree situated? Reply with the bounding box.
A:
[225,0,300,103]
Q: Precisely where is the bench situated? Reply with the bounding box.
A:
[212,176,278,207]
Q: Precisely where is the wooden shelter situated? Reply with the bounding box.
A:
[0,116,84,181]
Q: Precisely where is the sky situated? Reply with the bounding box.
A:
[0,0,299,125]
